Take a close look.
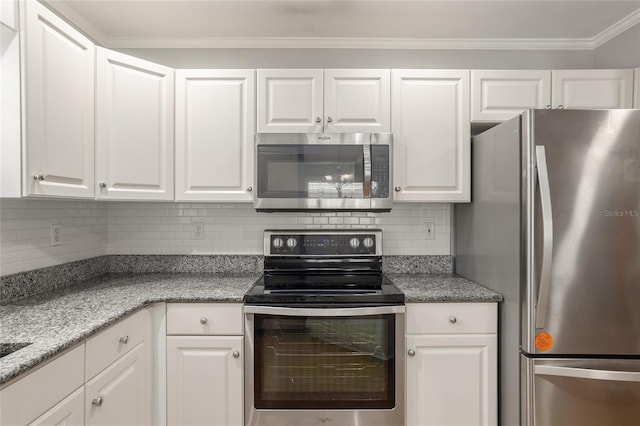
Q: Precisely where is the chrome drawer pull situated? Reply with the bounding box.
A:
[119,336,129,344]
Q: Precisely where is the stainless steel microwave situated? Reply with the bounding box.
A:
[254,133,393,211]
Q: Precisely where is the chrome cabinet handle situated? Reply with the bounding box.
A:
[535,145,554,330]
[92,396,103,407]
[394,186,401,192]
[200,317,208,324]
[246,186,252,192]
[99,182,107,189]
[448,316,457,324]
[315,117,321,123]
[327,117,333,123]
[407,349,416,357]
[545,105,552,109]
[33,173,46,181]
[232,351,240,359]
[119,336,129,344]
[557,105,565,109]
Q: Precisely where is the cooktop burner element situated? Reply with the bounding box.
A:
[244,230,404,307]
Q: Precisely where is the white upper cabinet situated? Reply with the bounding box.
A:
[96,48,174,200]
[257,69,324,133]
[551,69,634,109]
[257,69,391,133]
[471,70,551,122]
[324,69,390,132]
[391,70,470,202]
[21,0,95,198]
[175,70,255,201]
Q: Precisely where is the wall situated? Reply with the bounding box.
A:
[0,199,108,276]
[594,23,640,69]
[119,48,594,70]
[0,199,449,276]
[106,202,451,256]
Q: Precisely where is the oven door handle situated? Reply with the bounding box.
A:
[244,305,405,316]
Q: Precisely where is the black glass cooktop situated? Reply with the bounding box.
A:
[244,273,404,307]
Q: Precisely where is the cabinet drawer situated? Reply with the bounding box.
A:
[167,303,243,335]
[85,308,150,380]
[0,344,85,426]
[406,303,497,334]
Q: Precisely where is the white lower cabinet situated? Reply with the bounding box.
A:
[85,343,150,426]
[29,387,85,426]
[0,345,85,425]
[166,336,243,426]
[406,303,498,426]
[166,303,244,426]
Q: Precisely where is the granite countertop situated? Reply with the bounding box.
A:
[0,272,501,386]
[0,273,259,386]
[390,273,503,303]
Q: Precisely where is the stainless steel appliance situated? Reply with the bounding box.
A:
[244,230,405,426]
[254,133,392,211]
[456,109,640,426]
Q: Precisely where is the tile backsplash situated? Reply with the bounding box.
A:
[1,199,450,276]
[0,199,108,276]
[106,202,451,256]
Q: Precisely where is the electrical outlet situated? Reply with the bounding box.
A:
[193,223,204,240]
[50,225,62,246]
[425,223,435,240]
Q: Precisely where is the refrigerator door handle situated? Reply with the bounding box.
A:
[535,365,640,382]
[535,145,553,330]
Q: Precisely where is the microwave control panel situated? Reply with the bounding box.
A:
[370,145,390,199]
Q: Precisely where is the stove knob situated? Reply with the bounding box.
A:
[363,237,374,248]
[286,237,298,248]
[349,237,360,249]
[272,237,284,248]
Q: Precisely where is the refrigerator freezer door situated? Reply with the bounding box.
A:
[523,109,640,355]
[522,356,640,426]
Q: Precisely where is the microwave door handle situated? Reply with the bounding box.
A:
[534,365,640,383]
[363,145,372,198]
[535,145,554,330]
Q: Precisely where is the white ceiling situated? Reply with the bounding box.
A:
[46,0,640,49]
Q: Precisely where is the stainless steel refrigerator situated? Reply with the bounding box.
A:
[456,109,640,426]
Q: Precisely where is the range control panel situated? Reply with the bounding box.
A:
[266,231,380,256]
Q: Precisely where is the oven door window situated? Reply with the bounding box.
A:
[253,314,396,409]
[256,145,366,199]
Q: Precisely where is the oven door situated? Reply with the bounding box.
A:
[244,305,405,426]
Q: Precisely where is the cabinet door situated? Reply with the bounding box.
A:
[471,70,551,122]
[551,69,634,109]
[324,69,390,132]
[167,336,243,426]
[21,0,95,198]
[257,69,323,133]
[29,387,84,426]
[96,47,174,200]
[406,334,497,426]
[85,343,150,426]
[175,70,255,201]
[391,70,470,202]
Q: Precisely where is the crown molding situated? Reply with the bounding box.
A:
[105,36,597,50]
[42,0,107,46]
[591,8,640,48]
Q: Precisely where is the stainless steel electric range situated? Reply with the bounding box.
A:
[244,230,405,426]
